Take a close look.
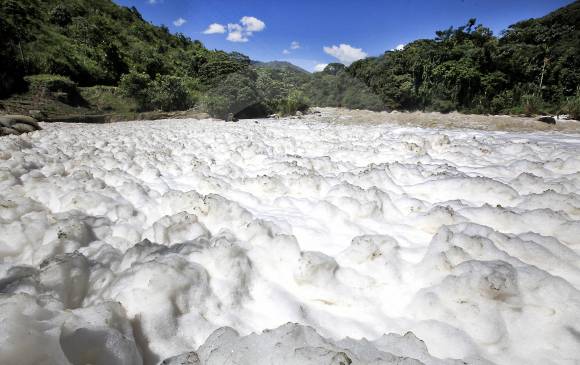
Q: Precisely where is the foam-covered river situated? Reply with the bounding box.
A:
[1,117,580,365]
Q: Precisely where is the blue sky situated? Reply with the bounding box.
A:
[113,0,573,71]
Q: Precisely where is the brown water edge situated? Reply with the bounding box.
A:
[13,106,580,134]
[43,110,211,124]
[309,107,580,134]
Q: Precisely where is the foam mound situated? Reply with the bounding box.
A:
[1,117,579,365]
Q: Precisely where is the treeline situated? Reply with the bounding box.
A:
[0,0,311,117]
[1,0,579,119]
[348,1,580,117]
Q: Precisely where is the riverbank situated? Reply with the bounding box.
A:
[308,107,580,133]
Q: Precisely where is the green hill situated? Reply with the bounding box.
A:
[0,0,285,118]
[0,0,260,93]
[0,0,578,119]
[253,61,310,74]
[347,0,580,116]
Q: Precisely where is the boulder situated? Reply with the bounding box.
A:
[0,115,41,136]
[11,123,37,134]
[225,113,238,122]
[538,116,556,124]
[0,127,20,136]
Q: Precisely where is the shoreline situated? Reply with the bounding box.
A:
[305,107,580,133]
[3,106,580,136]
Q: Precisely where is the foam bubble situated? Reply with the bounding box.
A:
[1,117,579,364]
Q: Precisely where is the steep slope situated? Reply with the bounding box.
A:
[348,0,580,115]
[0,0,248,96]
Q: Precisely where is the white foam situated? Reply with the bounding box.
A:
[1,117,579,364]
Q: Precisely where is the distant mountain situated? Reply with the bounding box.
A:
[252,61,310,74]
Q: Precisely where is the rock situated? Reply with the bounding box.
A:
[11,123,37,134]
[225,113,238,122]
[0,115,41,136]
[0,127,20,136]
[296,111,303,117]
[538,116,556,124]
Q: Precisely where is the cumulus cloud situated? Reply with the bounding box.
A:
[390,43,406,51]
[227,23,248,42]
[323,44,367,65]
[314,63,328,72]
[173,18,186,27]
[283,49,290,55]
[240,16,266,33]
[203,23,226,34]
[204,16,265,43]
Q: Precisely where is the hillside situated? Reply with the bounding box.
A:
[0,0,256,94]
[0,0,304,118]
[0,0,578,119]
[347,0,580,116]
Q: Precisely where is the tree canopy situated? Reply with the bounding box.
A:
[348,1,580,115]
[1,0,579,118]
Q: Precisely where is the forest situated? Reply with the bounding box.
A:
[1,0,579,119]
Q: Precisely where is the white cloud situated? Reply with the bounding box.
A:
[203,23,226,34]
[204,16,265,42]
[173,18,186,27]
[282,41,300,55]
[390,43,406,51]
[323,44,367,65]
[148,0,159,4]
[314,63,328,72]
[240,16,266,33]
[227,24,248,42]
[228,23,243,33]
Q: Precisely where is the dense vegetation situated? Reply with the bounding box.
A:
[1,0,579,118]
[349,1,580,117]
[0,0,306,117]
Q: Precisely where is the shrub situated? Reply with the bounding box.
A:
[24,74,84,105]
[520,94,544,116]
[120,72,197,112]
[429,99,455,113]
[201,94,230,119]
[278,90,309,116]
[562,94,580,120]
[24,74,77,94]
[148,75,194,111]
[119,71,151,110]
[490,91,514,114]
[48,4,72,27]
